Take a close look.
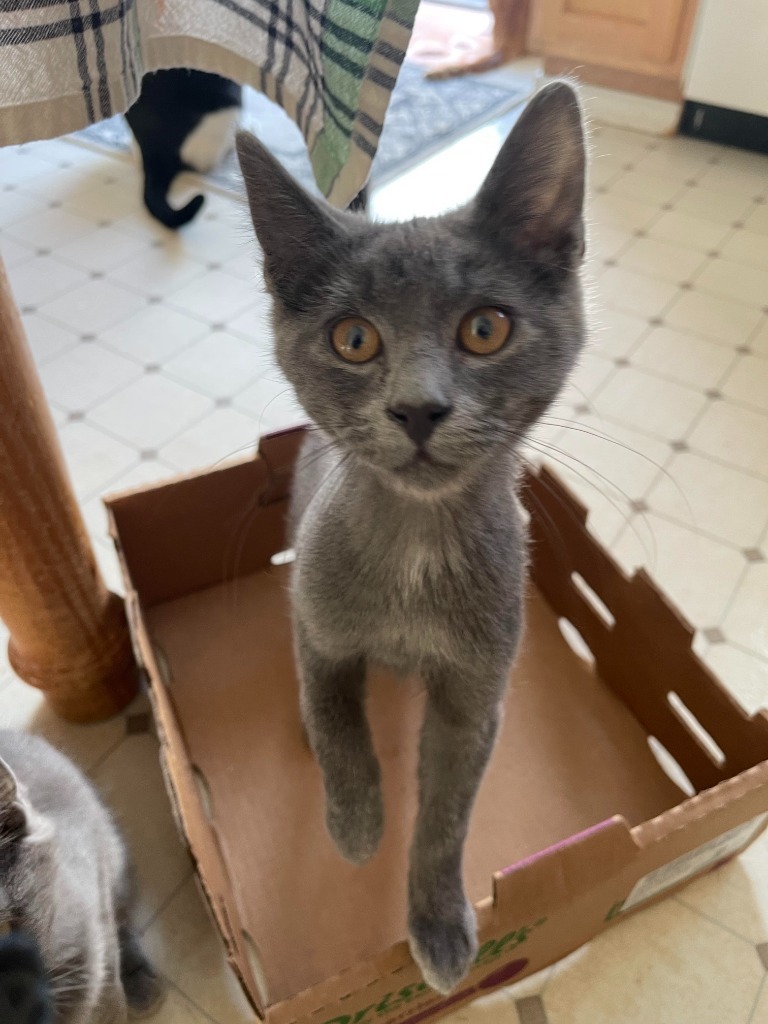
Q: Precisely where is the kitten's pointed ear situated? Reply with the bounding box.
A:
[0,757,25,839]
[236,131,345,309]
[474,82,586,271]
[0,757,17,806]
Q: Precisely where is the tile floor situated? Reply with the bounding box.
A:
[1,89,768,1024]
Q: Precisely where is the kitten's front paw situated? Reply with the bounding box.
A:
[123,954,166,1019]
[408,901,478,995]
[326,782,384,865]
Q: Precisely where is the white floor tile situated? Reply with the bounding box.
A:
[588,307,648,361]
[612,512,746,627]
[722,562,768,656]
[93,735,194,931]
[7,253,89,307]
[589,193,658,234]
[586,222,633,262]
[664,289,764,348]
[609,169,683,207]
[545,899,762,1024]
[674,188,754,226]
[232,370,304,433]
[646,451,768,548]
[21,312,80,365]
[54,224,148,272]
[4,205,96,247]
[39,277,147,334]
[695,257,768,309]
[222,298,273,342]
[752,317,768,359]
[697,160,768,200]
[630,325,735,391]
[618,236,705,285]
[142,877,254,1024]
[0,235,36,269]
[57,420,139,500]
[109,247,207,296]
[0,149,58,187]
[646,209,731,254]
[592,365,707,440]
[87,374,213,449]
[598,265,680,319]
[67,179,143,222]
[100,304,210,364]
[40,342,143,411]
[165,269,256,323]
[689,400,768,477]
[159,407,260,471]
[721,353,768,411]
[0,672,126,772]
[162,331,261,398]
[702,643,768,716]
[746,203,768,237]
[720,229,768,272]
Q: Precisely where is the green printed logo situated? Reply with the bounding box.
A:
[474,918,547,968]
[319,917,547,1024]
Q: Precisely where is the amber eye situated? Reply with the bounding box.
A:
[458,307,513,355]
[330,317,382,363]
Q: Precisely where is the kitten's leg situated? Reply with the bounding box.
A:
[118,925,164,1018]
[297,625,383,864]
[408,667,507,995]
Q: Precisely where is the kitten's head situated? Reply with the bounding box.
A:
[237,82,587,496]
[0,743,125,1023]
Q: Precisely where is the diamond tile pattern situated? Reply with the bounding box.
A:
[1,96,768,1024]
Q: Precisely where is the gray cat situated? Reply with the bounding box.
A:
[0,731,162,1023]
[236,81,587,994]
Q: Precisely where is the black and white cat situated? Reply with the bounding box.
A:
[127,69,368,228]
[126,69,242,229]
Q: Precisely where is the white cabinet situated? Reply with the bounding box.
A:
[685,0,768,117]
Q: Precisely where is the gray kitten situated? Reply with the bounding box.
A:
[236,81,587,994]
[0,731,162,1023]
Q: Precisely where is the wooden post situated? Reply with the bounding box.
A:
[0,256,138,723]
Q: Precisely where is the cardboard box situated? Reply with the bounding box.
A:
[106,426,768,1024]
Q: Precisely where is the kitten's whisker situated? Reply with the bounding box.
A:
[540,417,696,528]
[519,436,657,567]
[210,437,260,469]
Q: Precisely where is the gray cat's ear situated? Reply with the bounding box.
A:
[474,81,586,271]
[0,757,26,838]
[0,757,17,805]
[236,131,346,309]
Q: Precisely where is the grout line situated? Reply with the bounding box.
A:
[164,979,225,1024]
[674,894,762,952]
[139,868,195,937]
[747,973,767,1024]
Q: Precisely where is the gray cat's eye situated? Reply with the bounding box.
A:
[458,307,513,355]
[329,316,382,363]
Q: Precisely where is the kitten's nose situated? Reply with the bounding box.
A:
[387,402,453,446]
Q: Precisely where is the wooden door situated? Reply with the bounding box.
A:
[529,0,699,99]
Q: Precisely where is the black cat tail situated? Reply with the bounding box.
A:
[143,165,204,229]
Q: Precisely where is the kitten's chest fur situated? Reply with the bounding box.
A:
[291,442,526,674]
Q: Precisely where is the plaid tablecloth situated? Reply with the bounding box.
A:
[0,0,418,206]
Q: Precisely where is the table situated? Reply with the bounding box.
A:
[0,0,415,722]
